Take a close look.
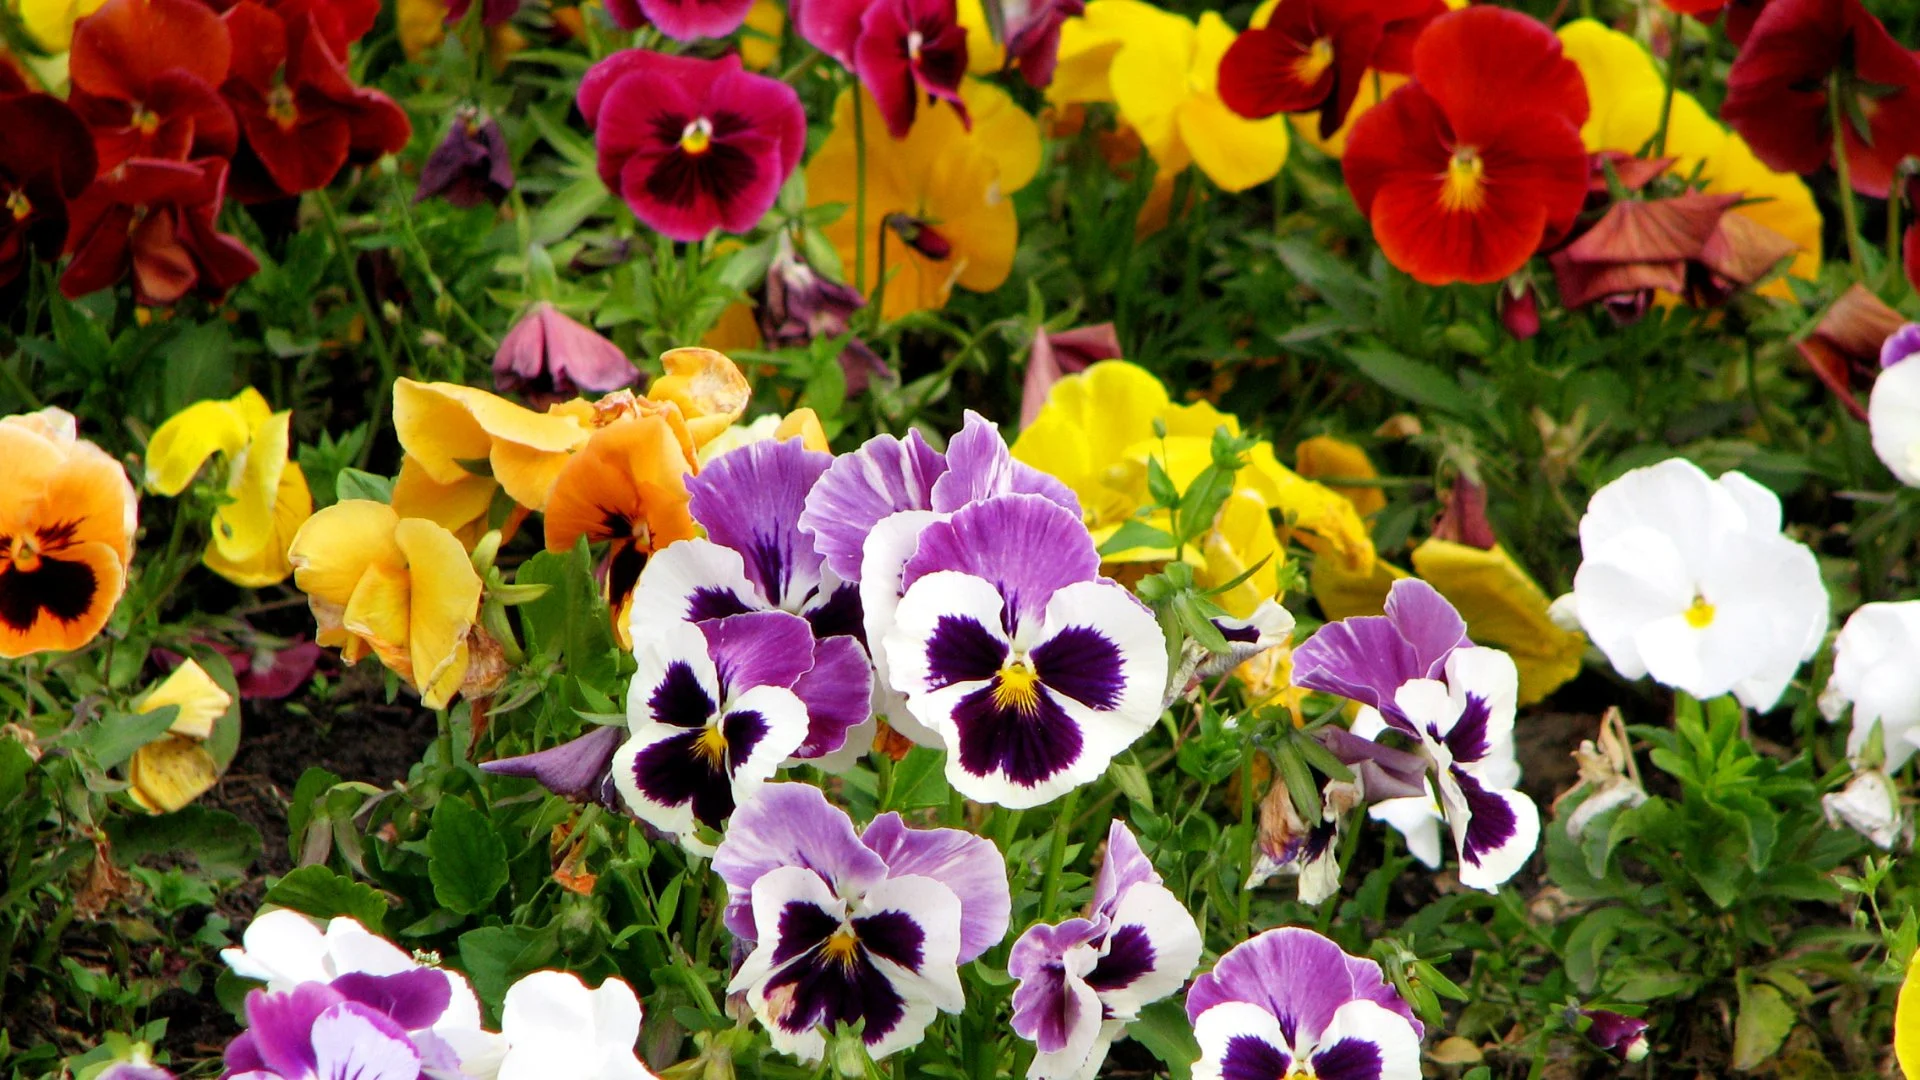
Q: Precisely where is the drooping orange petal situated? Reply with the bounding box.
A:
[543,413,699,557]
[392,455,498,549]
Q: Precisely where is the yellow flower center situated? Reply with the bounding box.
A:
[680,117,713,155]
[1440,146,1486,213]
[133,104,160,136]
[267,85,298,130]
[992,660,1043,715]
[5,189,29,221]
[693,724,729,765]
[823,929,861,967]
[1684,595,1715,629]
[1294,37,1335,84]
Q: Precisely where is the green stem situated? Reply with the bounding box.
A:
[390,172,499,352]
[1651,6,1685,158]
[317,194,398,466]
[1829,71,1866,277]
[1037,790,1081,918]
[1238,747,1256,938]
[852,83,869,297]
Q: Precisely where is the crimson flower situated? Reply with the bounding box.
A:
[445,0,523,26]
[624,0,748,41]
[67,0,238,171]
[798,0,968,138]
[61,157,259,304]
[0,92,98,293]
[999,0,1082,89]
[1218,0,1442,138]
[1721,0,1920,198]
[579,50,804,241]
[219,0,410,202]
[1342,7,1590,285]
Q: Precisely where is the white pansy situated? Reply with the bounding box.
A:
[1566,458,1827,711]
[1822,601,1920,770]
[1870,348,1920,487]
[497,971,657,1080]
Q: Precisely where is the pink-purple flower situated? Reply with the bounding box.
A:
[1186,927,1424,1080]
[796,0,970,138]
[713,783,1010,1061]
[492,301,639,403]
[1009,821,1201,1079]
[579,50,805,242]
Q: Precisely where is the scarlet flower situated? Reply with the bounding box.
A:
[579,50,804,241]
[799,0,969,138]
[61,157,259,305]
[66,0,238,171]
[1657,0,1726,14]
[1342,7,1590,285]
[1721,0,1920,198]
[219,0,411,201]
[1218,0,1442,138]
[0,92,97,293]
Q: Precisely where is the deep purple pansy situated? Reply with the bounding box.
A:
[579,50,805,242]
[1009,821,1201,1079]
[415,107,514,209]
[1569,1006,1651,1063]
[1186,927,1424,1080]
[714,783,1010,1061]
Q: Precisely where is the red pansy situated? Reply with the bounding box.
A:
[1656,0,1728,15]
[581,50,805,241]
[1219,0,1441,137]
[67,0,238,171]
[0,93,99,292]
[1721,0,1920,198]
[1342,7,1590,286]
[61,157,258,304]
[218,0,411,202]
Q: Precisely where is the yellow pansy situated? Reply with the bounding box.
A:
[287,501,484,710]
[1295,434,1386,517]
[19,0,106,52]
[806,81,1039,321]
[391,378,594,512]
[127,659,233,814]
[391,456,501,549]
[1013,360,1372,618]
[956,0,1004,75]
[146,388,314,588]
[1557,19,1820,297]
[698,408,832,464]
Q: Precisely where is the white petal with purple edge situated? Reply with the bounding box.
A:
[861,812,1012,963]
[711,783,888,943]
[630,540,766,626]
[859,510,948,744]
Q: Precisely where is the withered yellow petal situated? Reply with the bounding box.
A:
[1295,435,1385,517]
[649,348,750,447]
[394,518,483,711]
[127,735,220,814]
[1245,443,1375,574]
[391,455,497,549]
[136,658,232,740]
[210,409,293,565]
[1311,552,1406,622]
[392,379,590,488]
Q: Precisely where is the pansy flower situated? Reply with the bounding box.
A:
[146,388,313,588]
[416,107,514,210]
[1871,328,1920,489]
[61,157,259,305]
[957,0,1082,89]
[611,613,823,845]
[1821,600,1920,771]
[492,301,639,405]
[0,408,138,659]
[391,378,594,514]
[579,49,804,242]
[1186,927,1423,1080]
[884,493,1168,807]
[1801,285,1906,422]
[1563,458,1827,711]
[67,0,239,170]
[1217,0,1441,138]
[1010,821,1201,1079]
[798,0,968,138]
[0,92,97,294]
[805,81,1039,320]
[1721,0,1920,199]
[1342,6,1589,285]
[222,980,454,1080]
[494,971,656,1080]
[286,501,485,710]
[714,783,1010,1061]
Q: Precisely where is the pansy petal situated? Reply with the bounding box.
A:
[1184,926,1419,1038]
[1191,1000,1295,1080]
[901,494,1102,634]
[800,430,947,583]
[1309,998,1424,1080]
[712,782,889,941]
[789,635,875,760]
[929,411,1082,517]
[632,539,767,626]
[859,812,1011,963]
[690,436,834,608]
[1091,880,1201,1019]
[393,518,482,710]
[700,609,817,693]
[144,396,252,495]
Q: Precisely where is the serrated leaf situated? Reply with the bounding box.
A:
[265,865,389,931]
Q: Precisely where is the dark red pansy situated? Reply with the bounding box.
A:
[269,0,381,53]
[1724,0,1769,44]
[0,93,99,292]
[1218,0,1438,137]
[61,157,259,305]
[999,0,1083,89]
[67,0,239,170]
[1796,284,1905,420]
[444,0,524,25]
[1549,192,1735,313]
[1368,0,1445,71]
[1342,6,1590,286]
[1906,220,1919,296]
[582,49,804,241]
[219,0,411,202]
[1721,0,1920,198]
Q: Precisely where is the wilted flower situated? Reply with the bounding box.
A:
[495,971,657,1080]
[579,49,805,242]
[1343,7,1588,285]
[1821,601,1920,768]
[61,158,258,305]
[759,236,891,394]
[713,783,1010,1061]
[392,378,593,512]
[66,0,238,170]
[493,301,640,404]
[1019,322,1123,428]
[481,724,626,807]
[1552,709,1647,840]
[1568,1007,1650,1063]
[1564,458,1827,711]
[1872,331,1920,487]
[146,388,312,587]
[1011,821,1201,1078]
[1186,927,1423,1080]
[287,501,485,710]
[127,659,232,814]
[1803,285,1907,421]
[0,407,138,659]
[417,107,514,208]
[0,91,97,294]
[957,0,1081,88]
[1823,768,1904,850]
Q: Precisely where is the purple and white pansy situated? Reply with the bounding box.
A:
[223,977,463,1080]
[1009,821,1202,1079]
[713,783,1011,1062]
[1292,580,1540,892]
[884,494,1169,808]
[1186,927,1424,1080]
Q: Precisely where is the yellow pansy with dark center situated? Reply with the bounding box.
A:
[1441,146,1486,212]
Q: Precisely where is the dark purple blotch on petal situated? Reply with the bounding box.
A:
[924,614,1006,689]
[632,729,736,827]
[1452,768,1519,867]
[762,909,923,1045]
[1032,625,1124,711]
[1085,923,1154,994]
[1443,693,1492,765]
[951,683,1083,787]
[1219,1034,1293,1080]
[650,661,717,728]
[1311,1037,1385,1080]
[805,583,865,643]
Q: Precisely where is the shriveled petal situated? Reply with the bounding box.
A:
[393,518,483,710]
[136,657,232,739]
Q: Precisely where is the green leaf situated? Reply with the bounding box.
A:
[515,543,618,693]
[1129,999,1199,1080]
[1732,976,1797,1070]
[1098,519,1176,557]
[1344,348,1477,417]
[335,468,393,503]
[459,925,558,1016]
[69,705,181,769]
[887,746,954,811]
[265,865,390,930]
[105,805,260,879]
[428,798,509,915]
